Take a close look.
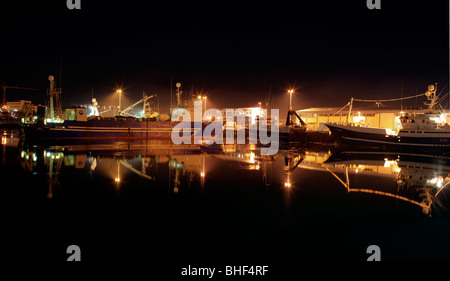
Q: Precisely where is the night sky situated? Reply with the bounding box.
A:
[1,0,448,116]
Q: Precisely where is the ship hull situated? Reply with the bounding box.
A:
[24,119,204,141]
[326,124,450,151]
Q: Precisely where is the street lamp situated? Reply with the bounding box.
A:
[117,89,122,115]
[288,89,294,110]
[197,95,207,112]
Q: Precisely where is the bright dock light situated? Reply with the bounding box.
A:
[117,89,123,115]
[288,89,294,109]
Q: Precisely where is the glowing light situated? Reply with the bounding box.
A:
[429,114,447,126]
[1,136,6,145]
[250,107,262,125]
[353,115,365,124]
[385,129,397,136]
[114,177,121,183]
[288,89,294,107]
[284,173,292,188]
[249,152,255,164]
[428,176,444,187]
[200,172,205,177]
[440,114,447,125]
[384,160,396,168]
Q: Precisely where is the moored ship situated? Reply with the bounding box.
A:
[22,78,205,143]
[326,84,450,151]
[23,110,202,141]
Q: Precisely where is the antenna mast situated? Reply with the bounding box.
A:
[170,74,173,109]
[175,82,182,107]
[424,83,438,110]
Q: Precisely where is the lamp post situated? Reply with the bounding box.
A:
[117,89,122,115]
[288,89,294,111]
[286,89,295,126]
[198,95,207,112]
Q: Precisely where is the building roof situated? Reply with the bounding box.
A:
[296,106,428,114]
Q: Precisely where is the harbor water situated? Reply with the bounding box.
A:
[2,129,450,267]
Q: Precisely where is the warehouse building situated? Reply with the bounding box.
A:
[296,107,431,131]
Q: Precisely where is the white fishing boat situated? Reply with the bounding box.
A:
[326,84,450,150]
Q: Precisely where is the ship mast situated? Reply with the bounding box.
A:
[424,83,438,110]
[47,75,63,122]
[175,82,182,107]
[347,97,354,124]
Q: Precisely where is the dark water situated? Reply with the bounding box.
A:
[2,129,450,270]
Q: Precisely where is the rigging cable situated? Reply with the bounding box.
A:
[353,93,426,103]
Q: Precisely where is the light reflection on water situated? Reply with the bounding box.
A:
[10,136,449,218]
[2,130,450,261]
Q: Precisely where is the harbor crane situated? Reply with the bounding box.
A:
[1,83,38,109]
[120,93,157,117]
[47,75,63,121]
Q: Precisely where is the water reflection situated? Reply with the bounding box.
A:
[279,149,305,189]
[323,150,450,216]
[11,136,449,217]
[2,130,20,164]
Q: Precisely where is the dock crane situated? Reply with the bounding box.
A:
[47,75,63,121]
[1,83,38,109]
[120,93,157,117]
